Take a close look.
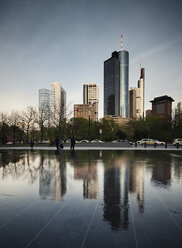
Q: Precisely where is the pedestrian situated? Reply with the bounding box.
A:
[55,137,60,151]
[59,139,64,150]
[30,139,34,150]
[70,136,75,151]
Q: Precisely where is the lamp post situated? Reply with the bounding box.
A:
[89,110,91,143]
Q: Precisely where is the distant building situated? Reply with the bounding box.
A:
[39,82,66,119]
[129,68,145,119]
[150,95,174,118]
[177,101,182,113]
[39,88,54,114]
[146,109,152,117]
[51,82,66,119]
[129,87,136,119]
[104,36,129,118]
[83,84,99,121]
[104,115,131,126]
[74,104,95,121]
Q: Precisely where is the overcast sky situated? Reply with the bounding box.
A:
[0,0,182,118]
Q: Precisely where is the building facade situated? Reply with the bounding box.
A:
[104,49,129,118]
[74,104,95,121]
[39,82,66,119]
[39,89,54,113]
[177,101,182,113]
[129,68,145,119]
[150,95,174,118]
[51,82,66,119]
[83,84,99,121]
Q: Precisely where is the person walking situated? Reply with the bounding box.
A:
[70,136,75,151]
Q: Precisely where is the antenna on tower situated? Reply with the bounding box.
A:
[121,34,123,50]
[140,58,142,69]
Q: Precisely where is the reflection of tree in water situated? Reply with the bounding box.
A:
[0,150,67,201]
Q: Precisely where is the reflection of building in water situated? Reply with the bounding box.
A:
[83,179,98,199]
[129,163,144,213]
[39,156,66,201]
[103,163,129,231]
[74,162,98,199]
[151,164,171,187]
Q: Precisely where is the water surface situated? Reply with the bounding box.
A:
[0,150,182,248]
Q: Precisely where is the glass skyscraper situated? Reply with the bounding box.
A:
[104,50,129,118]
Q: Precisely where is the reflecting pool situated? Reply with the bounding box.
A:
[0,150,182,248]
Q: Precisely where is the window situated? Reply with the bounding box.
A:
[156,104,164,114]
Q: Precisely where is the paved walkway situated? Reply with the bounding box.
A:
[0,145,182,151]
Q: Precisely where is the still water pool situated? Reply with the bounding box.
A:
[0,150,182,248]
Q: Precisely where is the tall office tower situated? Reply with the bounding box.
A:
[136,67,145,119]
[129,87,136,118]
[51,82,66,119]
[39,89,54,113]
[83,84,99,121]
[129,67,145,119]
[177,101,182,113]
[104,35,129,118]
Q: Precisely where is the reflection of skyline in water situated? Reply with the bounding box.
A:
[104,164,129,231]
[0,150,182,232]
[39,152,67,201]
[74,158,98,199]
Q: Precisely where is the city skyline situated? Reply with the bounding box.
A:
[0,0,182,118]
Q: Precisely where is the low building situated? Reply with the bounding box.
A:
[74,104,95,121]
[150,95,174,118]
[146,109,152,117]
[105,115,131,125]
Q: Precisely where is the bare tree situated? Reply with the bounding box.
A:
[0,112,8,144]
[52,101,72,140]
[21,106,36,143]
[8,111,20,144]
[34,104,49,143]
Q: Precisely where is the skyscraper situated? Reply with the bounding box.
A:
[51,82,66,119]
[129,67,145,119]
[39,88,54,113]
[39,82,66,119]
[83,84,99,121]
[104,36,129,118]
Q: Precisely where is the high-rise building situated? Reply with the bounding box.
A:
[129,68,145,119]
[51,82,66,119]
[104,37,129,118]
[39,82,66,119]
[177,101,182,113]
[74,104,95,121]
[39,89,54,113]
[83,84,99,121]
[129,87,136,119]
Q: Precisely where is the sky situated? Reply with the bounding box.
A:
[0,0,182,118]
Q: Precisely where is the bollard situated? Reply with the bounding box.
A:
[135,141,137,147]
[177,143,179,149]
[144,142,146,148]
[154,142,157,148]
[165,142,167,149]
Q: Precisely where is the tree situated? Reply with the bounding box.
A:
[100,117,118,141]
[21,106,36,143]
[0,113,8,144]
[8,111,21,143]
[35,105,49,143]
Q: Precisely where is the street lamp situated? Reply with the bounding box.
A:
[89,109,91,143]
